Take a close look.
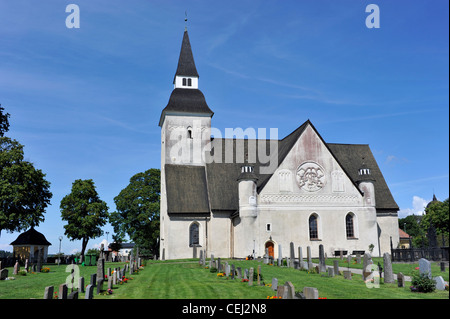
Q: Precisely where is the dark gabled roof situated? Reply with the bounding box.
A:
[159,88,214,126]
[327,143,399,210]
[173,30,199,83]
[10,227,51,246]
[203,121,399,212]
[165,164,210,214]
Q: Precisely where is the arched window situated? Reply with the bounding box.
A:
[187,78,192,86]
[346,213,355,238]
[189,222,199,247]
[309,214,318,240]
[187,126,193,139]
[182,78,187,86]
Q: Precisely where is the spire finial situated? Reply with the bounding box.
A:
[185,11,188,31]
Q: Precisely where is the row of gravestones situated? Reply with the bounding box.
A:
[418,258,447,291]
[42,263,131,299]
[201,252,320,299]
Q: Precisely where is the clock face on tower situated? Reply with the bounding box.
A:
[296,161,326,192]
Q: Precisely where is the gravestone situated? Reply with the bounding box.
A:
[383,253,394,283]
[333,260,340,275]
[68,291,78,299]
[13,261,19,275]
[318,244,326,273]
[218,258,221,273]
[347,255,352,266]
[303,287,319,299]
[397,272,405,287]
[363,253,373,281]
[277,244,282,266]
[244,268,248,280]
[36,249,43,272]
[298,247,304,269]
[257,265,261,285]
[199,250,203,265]
[307,246,313,270]
[356,254,361,264]
[96,278,104,294]
[440,262,446,272]
[108,276,113,290]
[97,257,105,282]
[419,258,431,279]
[289,242,295,268]
[272,278,278,291]
[263,248,269,264]
[276,285,286,298]
[327,267,335,277]
[434,276,445,290]
[343,270,352,280]
[78,276,85,293]
[85,284,94,299]
[0,269,8,280]
[237,267,242,279]
[90,274,97,287]
[193,245,197,259]
[59,283,68,299]
[284,281,295,299]
[225,263,230,277]
[248,268,254,286]
[231,264,235,279]
[24,259,29,272]
[44,286,54,299]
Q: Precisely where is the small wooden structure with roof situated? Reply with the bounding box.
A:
[9,227,51,263]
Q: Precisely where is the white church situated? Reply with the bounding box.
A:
[159,29,400,260]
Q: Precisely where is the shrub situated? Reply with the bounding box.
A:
[209,267,217,273]
[18,270,27,276]
[410,272,436,293]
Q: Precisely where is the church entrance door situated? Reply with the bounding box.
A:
[265,241,274,258]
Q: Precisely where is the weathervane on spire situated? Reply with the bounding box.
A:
[185,11,188,31]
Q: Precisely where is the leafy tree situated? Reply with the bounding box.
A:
[0,106,52,237]
[110,169,160,256]
[422,198,449,246]
[60,179,109,259]
[0,104,10,136]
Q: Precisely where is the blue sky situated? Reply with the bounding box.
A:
[0,0,448,254]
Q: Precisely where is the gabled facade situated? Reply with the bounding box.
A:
[159,30,400,260]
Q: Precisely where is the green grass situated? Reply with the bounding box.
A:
[1,259,448,299]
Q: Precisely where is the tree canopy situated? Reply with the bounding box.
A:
[110,169,160,255]
[60,179,109,257]
[0,105,52,236]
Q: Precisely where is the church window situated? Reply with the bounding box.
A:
[188,78,192,86]
[266,223,272,232]
[189,222,199,247]
[309,214,318,240]
[187,127,193,139]
[346,213,355,238]
[182,78,187,86]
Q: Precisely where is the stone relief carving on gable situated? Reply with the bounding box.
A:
[296,161,326,192]
[331,170,345,193]
[278,169,293,193]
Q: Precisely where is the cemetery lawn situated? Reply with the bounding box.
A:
[1,260,448,299]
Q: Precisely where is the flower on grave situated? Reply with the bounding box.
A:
[415,267,419,270]
[241,279,249,282]
[319,297,327,299]
[107,289,113,294]
[266,296,281,299]
[217,273,224,277]
[265,284,272,287]
[53,291,58,299]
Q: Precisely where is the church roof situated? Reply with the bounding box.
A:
[173,30,199,82]
[159,88,213,126]
[10,227,52,246]
[165,164,210,214]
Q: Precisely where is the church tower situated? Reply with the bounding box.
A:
[159,29,213,260]
[159,29,214,166]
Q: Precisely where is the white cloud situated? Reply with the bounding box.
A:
[398,196,429,218]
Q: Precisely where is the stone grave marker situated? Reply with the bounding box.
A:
[272,278,278,291]
[59,284,68,299]
[231,264,235,279]
[363,253,373,281]
[383,253,394,283]
[257,265,261,285]
[13,261,19,275]
[85,284,94,299]
[96,278,104,294]
[333,260,340,275]
[263,248,269,264]
[318,244,326,273]
[434,276,446,290]
[276,285,286,298]
[327,267,334,277]
[307,246,313,270]
[68,291,78,299]
[397,272,405,287]
[298,247,304,270]
[303,287,319,299]
[356,254,361,264]
[244,268,248,280]
[78,276,85,293]
[284,281,295,299]
[237,267,242,279]
[44,286,54,299]
[0,269,8,280]
[277,244,282,266]
[419,258,431,279]
[248,268,254,286]
[343,270,352,280]
[440,262,446,272]
[90,273,97,287]
[289,242,295,268]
